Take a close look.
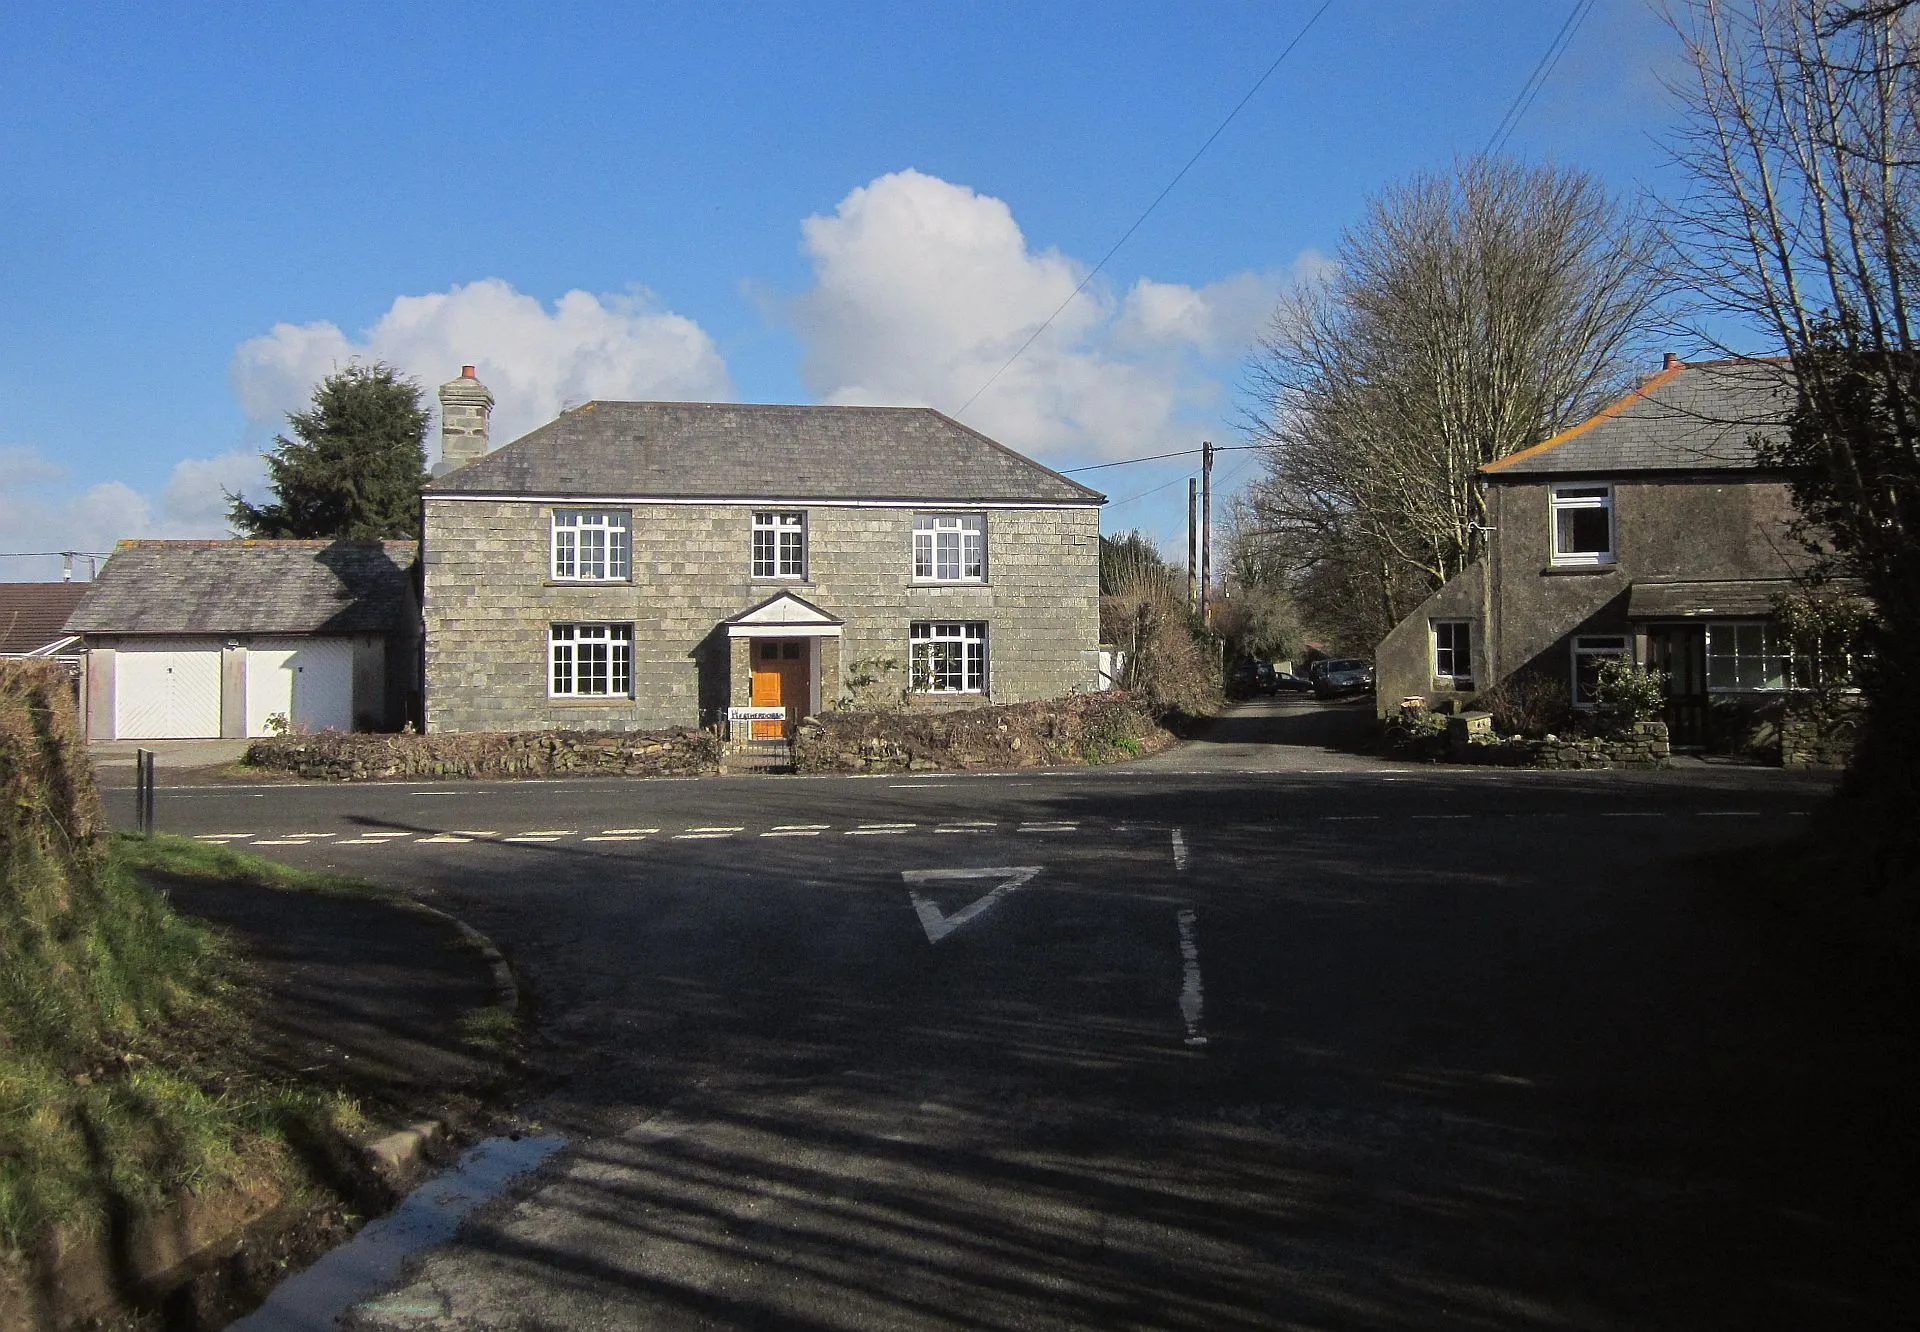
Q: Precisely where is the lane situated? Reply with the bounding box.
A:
[124,761,1911,1328]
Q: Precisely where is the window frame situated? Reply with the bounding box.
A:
[912,512,987,583]
[550,509,632,582]
[751,511,807,580]
[1431,620,1473,686]
[548,623,633,698]
[1570,634,1630,708]
[1549,484,1616,567]
[909,621,988,695]
[1705,620,1792,693]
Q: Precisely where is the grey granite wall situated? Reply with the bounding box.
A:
[422,499,1101,733]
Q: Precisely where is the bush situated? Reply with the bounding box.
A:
[1592,658,1667,724]
[1481,669,1571,738]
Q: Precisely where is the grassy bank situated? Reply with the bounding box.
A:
[0,662,365,1257]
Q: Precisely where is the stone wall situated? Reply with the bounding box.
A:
[1781,692,1864,769]
[1381,708,1670,769]
[244,727,721,780]
[792,692,1172,773]
[422,498,1101,734]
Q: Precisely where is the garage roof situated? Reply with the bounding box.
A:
[0,582,89,655]
[65,540,418,636]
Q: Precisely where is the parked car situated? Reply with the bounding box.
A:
[1270,670,1313,692]
[1314,658,1375,697]
[1228,662,1280,696]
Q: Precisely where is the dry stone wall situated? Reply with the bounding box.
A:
[793,692,1170,773]
[245,727,721,780]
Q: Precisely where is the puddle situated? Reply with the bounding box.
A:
[228,1133,566,1331]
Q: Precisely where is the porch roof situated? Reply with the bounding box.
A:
[1627,579,1797,619]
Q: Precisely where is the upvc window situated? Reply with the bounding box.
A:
[752,511,806,579]
[1550,485,1615,566]
[1571,635,1629,707]
[913,513,986,582]
[550,624,632,697]
[910,621,987,694]
[1432,620,1472,685]
[1706,621,1791,691]
[551,510,631,581]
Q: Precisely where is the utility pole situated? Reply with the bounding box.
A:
[1199,441,1214,624]
[1187,478,1198,614]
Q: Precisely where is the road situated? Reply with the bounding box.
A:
[116,702,1916,1330]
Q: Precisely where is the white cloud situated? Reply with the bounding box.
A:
[231,278,732,461]
[160,449,268,529]
[787,169,1302,462]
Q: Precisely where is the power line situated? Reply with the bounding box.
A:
[0,550,112,559]
[1484,0,1595,159]
[952,0,1337,420]
[1061,443,1262,475]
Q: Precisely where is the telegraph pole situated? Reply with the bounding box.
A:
[1187,478,1199,614]
[1199,441,1214,624]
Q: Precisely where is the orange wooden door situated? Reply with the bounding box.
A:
[749,640,809,739]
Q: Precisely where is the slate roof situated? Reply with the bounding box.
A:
[0,583,88,655]
[424,401,1105,504]
[1483,360,1795,478]
[1626,578,1801,619]
[65,540,418,636]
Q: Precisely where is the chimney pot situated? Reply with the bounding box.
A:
[1663,352,1680,370]
[462,365,475,378]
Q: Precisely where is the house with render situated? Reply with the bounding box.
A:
[421,368,1105,736]
[1375,358,1829,752]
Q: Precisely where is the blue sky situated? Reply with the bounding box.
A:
[1,0,1690,581]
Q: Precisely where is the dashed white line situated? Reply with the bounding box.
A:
[888,783,952,789]
[1323,815,1380,822]
[583,835,651,842]
[1600,812,1665,818]
[193,834,252,841]
[1017,822,1078,833]
[1171,828,1189,871]
[252,839,311,846]
[338,838,397,846]
[1700,811,1762,817]
[1176,907,1206,1048]
[600,827,659,836]
[417,834,472,844]
[452,830,499,838]
[935,822,996,834]
[674,826,744,840]
[848,823,916,836]
[1411,814,1470,821]
[502,835,567,843]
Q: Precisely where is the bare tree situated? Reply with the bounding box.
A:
[1662,0,1920,876]
[1243,157,1665,641]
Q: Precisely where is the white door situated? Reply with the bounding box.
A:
[115,643,223,739]
[246,637,354,735]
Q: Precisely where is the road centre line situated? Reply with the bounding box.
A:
[1601,811,1665,817]
[1322,815,1380,822]
[1176,907,1206,1047]
[1411,814,1471,821]
[1700,810,1762,817]
[1171,828,1188,871]
[503,835,566,843]
[761,829,823,837]
[583,834,650,842]
[1018,823,1077,833]
[252,840,311,846]
[888,783,951,788]
[849,823,916,835]
[601,827,659,835]
[193,833,251,841]
[417,835,472,843]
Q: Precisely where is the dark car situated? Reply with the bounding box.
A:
[1270,670,1313,692]
[1314,658,1375,697]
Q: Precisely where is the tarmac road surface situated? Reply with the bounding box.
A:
[113,720,1916,1330]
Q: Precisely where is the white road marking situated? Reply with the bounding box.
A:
[192,834,252,841]
[1411,814,1470,821]
[1171,828,1188,871]
[338,838,397,846]
[902,867,1043,944]
[252,839,311,846]
[503,835,566,843]
[673,829,740,839]
[452,830,498,837]
[515,830,576,837]
[1600,812,1664,818]
[935,824,995,834]
[849,823,916,835]
[1017,822,1078,833]
[356,831,412,839]
[1176,907,1206,1048]
[418,835,472,844]
[889,783,952,789]
[288,832,336,838]
[1323,815,1380,822]
[600,827,659,835]
[583,835,650,842]
[1700,811,1762,817]
[760,829,823,837]
[409,791,466,797]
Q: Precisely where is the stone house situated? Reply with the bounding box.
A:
[64,540,420,740]
[421,368,1105,736]
[1375,358,1836,752]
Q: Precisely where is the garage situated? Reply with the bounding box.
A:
[244,638,354,736]
[114,641,223,739]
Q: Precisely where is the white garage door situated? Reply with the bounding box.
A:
[115,642,223,739]
[245,638,354,736]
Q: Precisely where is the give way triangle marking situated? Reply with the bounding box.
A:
[901,867,1043,944]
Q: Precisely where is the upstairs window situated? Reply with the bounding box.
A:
[552,510,630,581]
[913,513,986,582]
[1432,620,1472,685]
[752,511,807,579]
[910,621,987,694]
[1550,485,1615,566]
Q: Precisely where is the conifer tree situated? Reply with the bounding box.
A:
[228,362,430,539]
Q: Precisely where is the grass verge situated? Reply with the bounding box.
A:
[0,834,378,1257]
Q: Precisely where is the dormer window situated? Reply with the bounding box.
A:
[1550,485,1615,566]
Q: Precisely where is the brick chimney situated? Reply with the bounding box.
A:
[434,365,493,476]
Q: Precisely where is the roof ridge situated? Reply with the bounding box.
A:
[1481,362,1688,475]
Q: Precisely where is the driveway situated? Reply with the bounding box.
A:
[117,758,1909,1330]
[1132,694,1389,772]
